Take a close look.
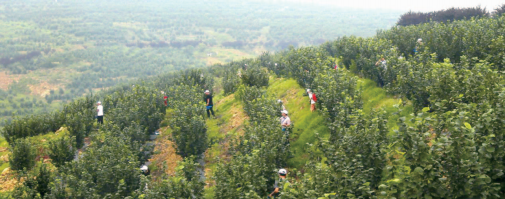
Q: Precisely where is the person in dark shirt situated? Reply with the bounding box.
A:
[204,90,215,118]
[269,169,289,198]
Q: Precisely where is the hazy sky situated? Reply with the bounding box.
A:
[270,0,504,12]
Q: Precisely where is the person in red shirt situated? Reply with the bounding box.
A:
[162,91,168,106]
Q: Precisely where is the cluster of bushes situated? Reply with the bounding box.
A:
[247,16,505,199]
[214,64,291,198]
[4,10,505,199]
[5,72,210,197]
[397,6,489,26]
[198,14,505,198]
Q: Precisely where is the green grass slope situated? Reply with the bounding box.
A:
[267,78,329,168]
[203,76,415,170]
[203,92,249,198]
[357,78,414,135]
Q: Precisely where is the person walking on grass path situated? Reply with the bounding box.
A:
[268,169,289,198]
[96,101,104,124]
[307,89,317,112]
[204,90,215,118]
[280,110,291,131]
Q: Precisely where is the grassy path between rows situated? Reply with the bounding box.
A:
[200,75,415,197]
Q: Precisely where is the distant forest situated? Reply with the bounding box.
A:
[397,5,504,26]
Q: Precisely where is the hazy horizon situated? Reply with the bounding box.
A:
[259,0,503,12]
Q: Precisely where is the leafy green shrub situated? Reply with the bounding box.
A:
[1,96,96,144]
[9,138,37,171]
[169,85,208,158]
[222,69,241,95]
[47,137,142,198]
[137,158,205,199]
[235,84,263,100]
[241,65,269,88]
[48,136,76,168]
[11,163,52,199]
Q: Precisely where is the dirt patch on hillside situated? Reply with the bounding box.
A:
[223,105,248,136]
[150,128,182,181]
[29,81,63,97]
[0,168,19,192]
[71,45,86,51]
[206,57,223,66]
[0,71,21,90]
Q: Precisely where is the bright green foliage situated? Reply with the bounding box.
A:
[377,16,505,64]
[47,137,142,198]
[392,51,436,112]
[11,163,53,199]
[48,136,76,168]
[169,85,208,158]
[137,158,205,199]
[241,64,269,88]
[1,96,96,144]
[5,13,505,199]
[486,36,505,70]
[213,152,275,198]
[173,69,215,91]
[9,138,37,171]
[214,80,291,198]
[104,85,165,134]
[235,85,263,104]
[266,78,330,167]
[289,110,390,198]
[222,69,241,95]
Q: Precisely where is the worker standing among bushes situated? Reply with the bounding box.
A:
[280,110,290,131]
[162,91,168,107]
[268,169,289,198]
[204,90,215,118]
[307,89,317,112]
[96,101,104,124]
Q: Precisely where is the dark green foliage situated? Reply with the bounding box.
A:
[5,11,505,199]
[486,36,505,70]
[47,137,142,198]
[215,82,291,198]
[241,64,269,88]
[169,85,208,158]
[104,84,165,134]
[136,158,205,199]
[397,6,489,26]
[11,163,53,199]
[222,69,241,95]
[495,4,505,17]
[48,136,76,168]
[173,69,215,91]
[1,96,96,144]
[9,138,37,171]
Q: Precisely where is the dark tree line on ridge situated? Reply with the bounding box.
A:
[397,4,504,26]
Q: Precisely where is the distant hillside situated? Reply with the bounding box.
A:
[0,0,402,125]
[3,13,505,199]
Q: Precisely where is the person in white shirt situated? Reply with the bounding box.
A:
[280,110,291,131]
[307,89,316,112]
[97,101,104,124]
